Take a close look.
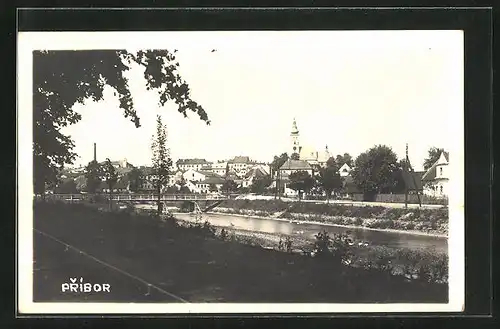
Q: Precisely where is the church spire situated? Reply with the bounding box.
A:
[291,117,299,135]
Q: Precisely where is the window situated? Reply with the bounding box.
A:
[440,185,443,194]
[440,167,443,176]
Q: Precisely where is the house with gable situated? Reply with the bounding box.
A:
[421,151,450,198]
[338,163,352,177]
[241,166,269,189]
[278,159,314,197]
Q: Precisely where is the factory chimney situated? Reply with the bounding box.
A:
[93,143,97,162]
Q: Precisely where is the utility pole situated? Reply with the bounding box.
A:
[405,143,423,208]
[404,143,408,209]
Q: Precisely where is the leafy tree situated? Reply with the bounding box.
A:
[84,160,103,194]
[271,152,289,199]
[288,171,315,200]
[102,158,119,209]
[271,153,289,178]
[150,115,173,215]
[335,153,354,167]
[351,145,399,200]
[55,179,78,194]
[178,177,191,194]
[33,50,209,196]
[127,167,143,193]
[222,179,239,195]
[423,147,445,170]
[250,175,272,194]
[390,159,408,194]
[290,152,300,160]
[209,184,218,192]
[316,159,343,203]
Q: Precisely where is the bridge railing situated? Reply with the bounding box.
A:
[45,193,229,201]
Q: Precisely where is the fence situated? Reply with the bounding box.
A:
[351,193,448,205]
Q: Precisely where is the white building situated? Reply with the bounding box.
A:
[176,158,212,172]
[228,156,253,177]
[422,151,449,198]
[338,163,352,177]
[212,161,228,176]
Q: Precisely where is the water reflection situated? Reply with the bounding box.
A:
[174,212,448,253]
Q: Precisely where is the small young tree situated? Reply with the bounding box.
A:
[271,153,289,199]
[84,160,103,194]
[102,158,119,209]
[288,170,315,201]
[150,115,173,215]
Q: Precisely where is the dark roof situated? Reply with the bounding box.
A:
[198,170,223,178]
[245,167,267,179]
[230,156,250,164]
[176,158,211,165]
[402,171,424,190]
[422,151,449,181]
[279,159,312,171]
[199,176,225,185]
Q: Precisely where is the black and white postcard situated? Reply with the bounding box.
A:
[17,30,465,314]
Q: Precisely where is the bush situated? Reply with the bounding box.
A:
[219,228,229,240]
[312,230,353,264]
[278,236,293,253]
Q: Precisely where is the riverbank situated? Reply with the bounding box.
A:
[174,214,448,280]
[208,200,448,236]
[204,211,448,238]
[33,201,448,303]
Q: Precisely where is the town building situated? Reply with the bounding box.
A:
[227,156,252,177]
[278,159,314,197]
[241,166,269,188]
[176,158,212,171]
[195,176,226,194]
[421,151,449,198]
[338,163,352,177]
[289,118,331,167]
[212,161,229,176]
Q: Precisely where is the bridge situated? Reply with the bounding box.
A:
[45,193,230,202]
[42,193,232,213]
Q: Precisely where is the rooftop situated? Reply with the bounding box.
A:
[176,158,211,165]
[422,151,449,181]
[229,156,251,164]
[279,159,313,171]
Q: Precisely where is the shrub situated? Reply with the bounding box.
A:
[313,230,332,257]
[219,228,229,240]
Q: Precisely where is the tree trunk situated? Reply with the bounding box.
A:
[157,185,162,216]
[109,186,113,211]
[326,192,330,204]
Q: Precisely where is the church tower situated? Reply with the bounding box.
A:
[290,118,301,155]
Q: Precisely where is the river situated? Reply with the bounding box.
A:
[173,212,448,253]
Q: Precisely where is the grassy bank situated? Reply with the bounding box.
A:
[211,200,448,235]
[33,201,448,303]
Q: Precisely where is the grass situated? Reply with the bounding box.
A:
[33,201,448,303]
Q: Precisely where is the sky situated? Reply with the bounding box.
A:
[58,31,463,171]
